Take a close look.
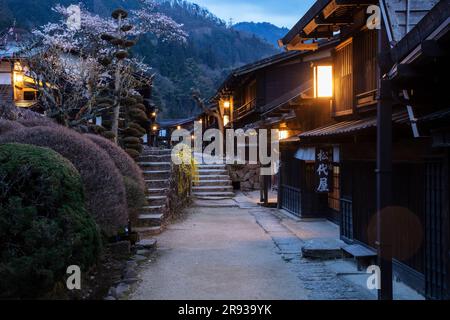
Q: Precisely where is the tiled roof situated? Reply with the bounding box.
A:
[299,111,409,138]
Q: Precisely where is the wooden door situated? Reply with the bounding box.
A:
[425,156,450,300]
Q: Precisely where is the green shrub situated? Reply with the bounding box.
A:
[0,126,128,237]
[0,143,101,299]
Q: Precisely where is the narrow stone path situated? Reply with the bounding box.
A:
[130,202,308,300]
[130,193,375,300]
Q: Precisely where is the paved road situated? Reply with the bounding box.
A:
[130,204,308,300]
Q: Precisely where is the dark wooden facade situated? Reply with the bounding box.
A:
[277,0,450,299]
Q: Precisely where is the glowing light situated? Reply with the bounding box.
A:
[177,125,181,130]
[223,115,230,126]
[314,65,333,98]
[14,73,24,84]
[152,125,158,131]
[223,101,230,108]
[278,130,289,140]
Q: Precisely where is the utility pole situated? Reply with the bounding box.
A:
[376,15,393,300]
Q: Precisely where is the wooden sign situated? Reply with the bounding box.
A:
[315,147,333,193]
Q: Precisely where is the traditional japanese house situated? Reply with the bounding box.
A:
[0,26,38,108]
[278,0,448,298]
[213,50,336,197]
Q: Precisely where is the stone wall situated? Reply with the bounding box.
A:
[227,163,261,191]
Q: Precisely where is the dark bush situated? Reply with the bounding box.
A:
[0,143,100,299]
[17,118,58,128]
[85,134,146,190]
[0,126,128,237]
[0,120,24,135]
[123,176,147,225]
[85,134,147,225]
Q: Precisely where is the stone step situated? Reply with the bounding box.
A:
[192,185,233,192]
[194,195,235,201]
[146,195,167,206]
[137,213,164,227]
[195,174,230,181]
[142,149,171,156]
[133,226,162,236]
[139,163,171,171]
[145,179,169,188]
[139,154,172,162]
[193,179,232,186]
[193,191,235,198]
[197,169,228,175]
[141,205,166,214]
[196,164,227,170]
[143,170,171,180]
[147,188,169,195]
[139,161,171,167]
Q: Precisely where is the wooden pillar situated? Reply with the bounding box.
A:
[376,18,393,300]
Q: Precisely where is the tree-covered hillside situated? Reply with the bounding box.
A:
[0,0,277,118]
[233,22,289,49]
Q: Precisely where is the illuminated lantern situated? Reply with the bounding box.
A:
[278,130,289,140]
[223,115,230,126]
[313,65,333,98]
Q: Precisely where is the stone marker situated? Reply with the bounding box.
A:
[301,238,345,260]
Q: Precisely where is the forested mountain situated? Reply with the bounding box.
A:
[233,22,289,49]
[0,0,277,118]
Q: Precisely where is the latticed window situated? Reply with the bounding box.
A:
[328,166,340,211]
[334,39,353,115]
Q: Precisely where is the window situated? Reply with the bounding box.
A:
[328,166,340,211]
[334,39,353,115]
[245,80,257,104]
[354,30,378,108]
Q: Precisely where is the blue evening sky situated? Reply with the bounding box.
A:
[192,0,316,28]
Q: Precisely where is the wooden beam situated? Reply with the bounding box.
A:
[306,31,335,39]
[315,16,353,25]
[324,0,377,19]
[323,0,339,19]
[304,19,318,35]
[286,42,319,51]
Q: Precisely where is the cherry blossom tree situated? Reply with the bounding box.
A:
[28,1,187,132]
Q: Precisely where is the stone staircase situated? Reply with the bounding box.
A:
[193,164,234,200]
[134,148,172,237]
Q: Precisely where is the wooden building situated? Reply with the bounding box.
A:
[276,0,449,298]
[0,27,38,108]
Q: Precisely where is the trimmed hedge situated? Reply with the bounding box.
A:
[85,134,147,225]
[17,118,58,128]
[0,126,128,237]
[0,119,24,135]
[84,134,145,190]
[0,143,100,299]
